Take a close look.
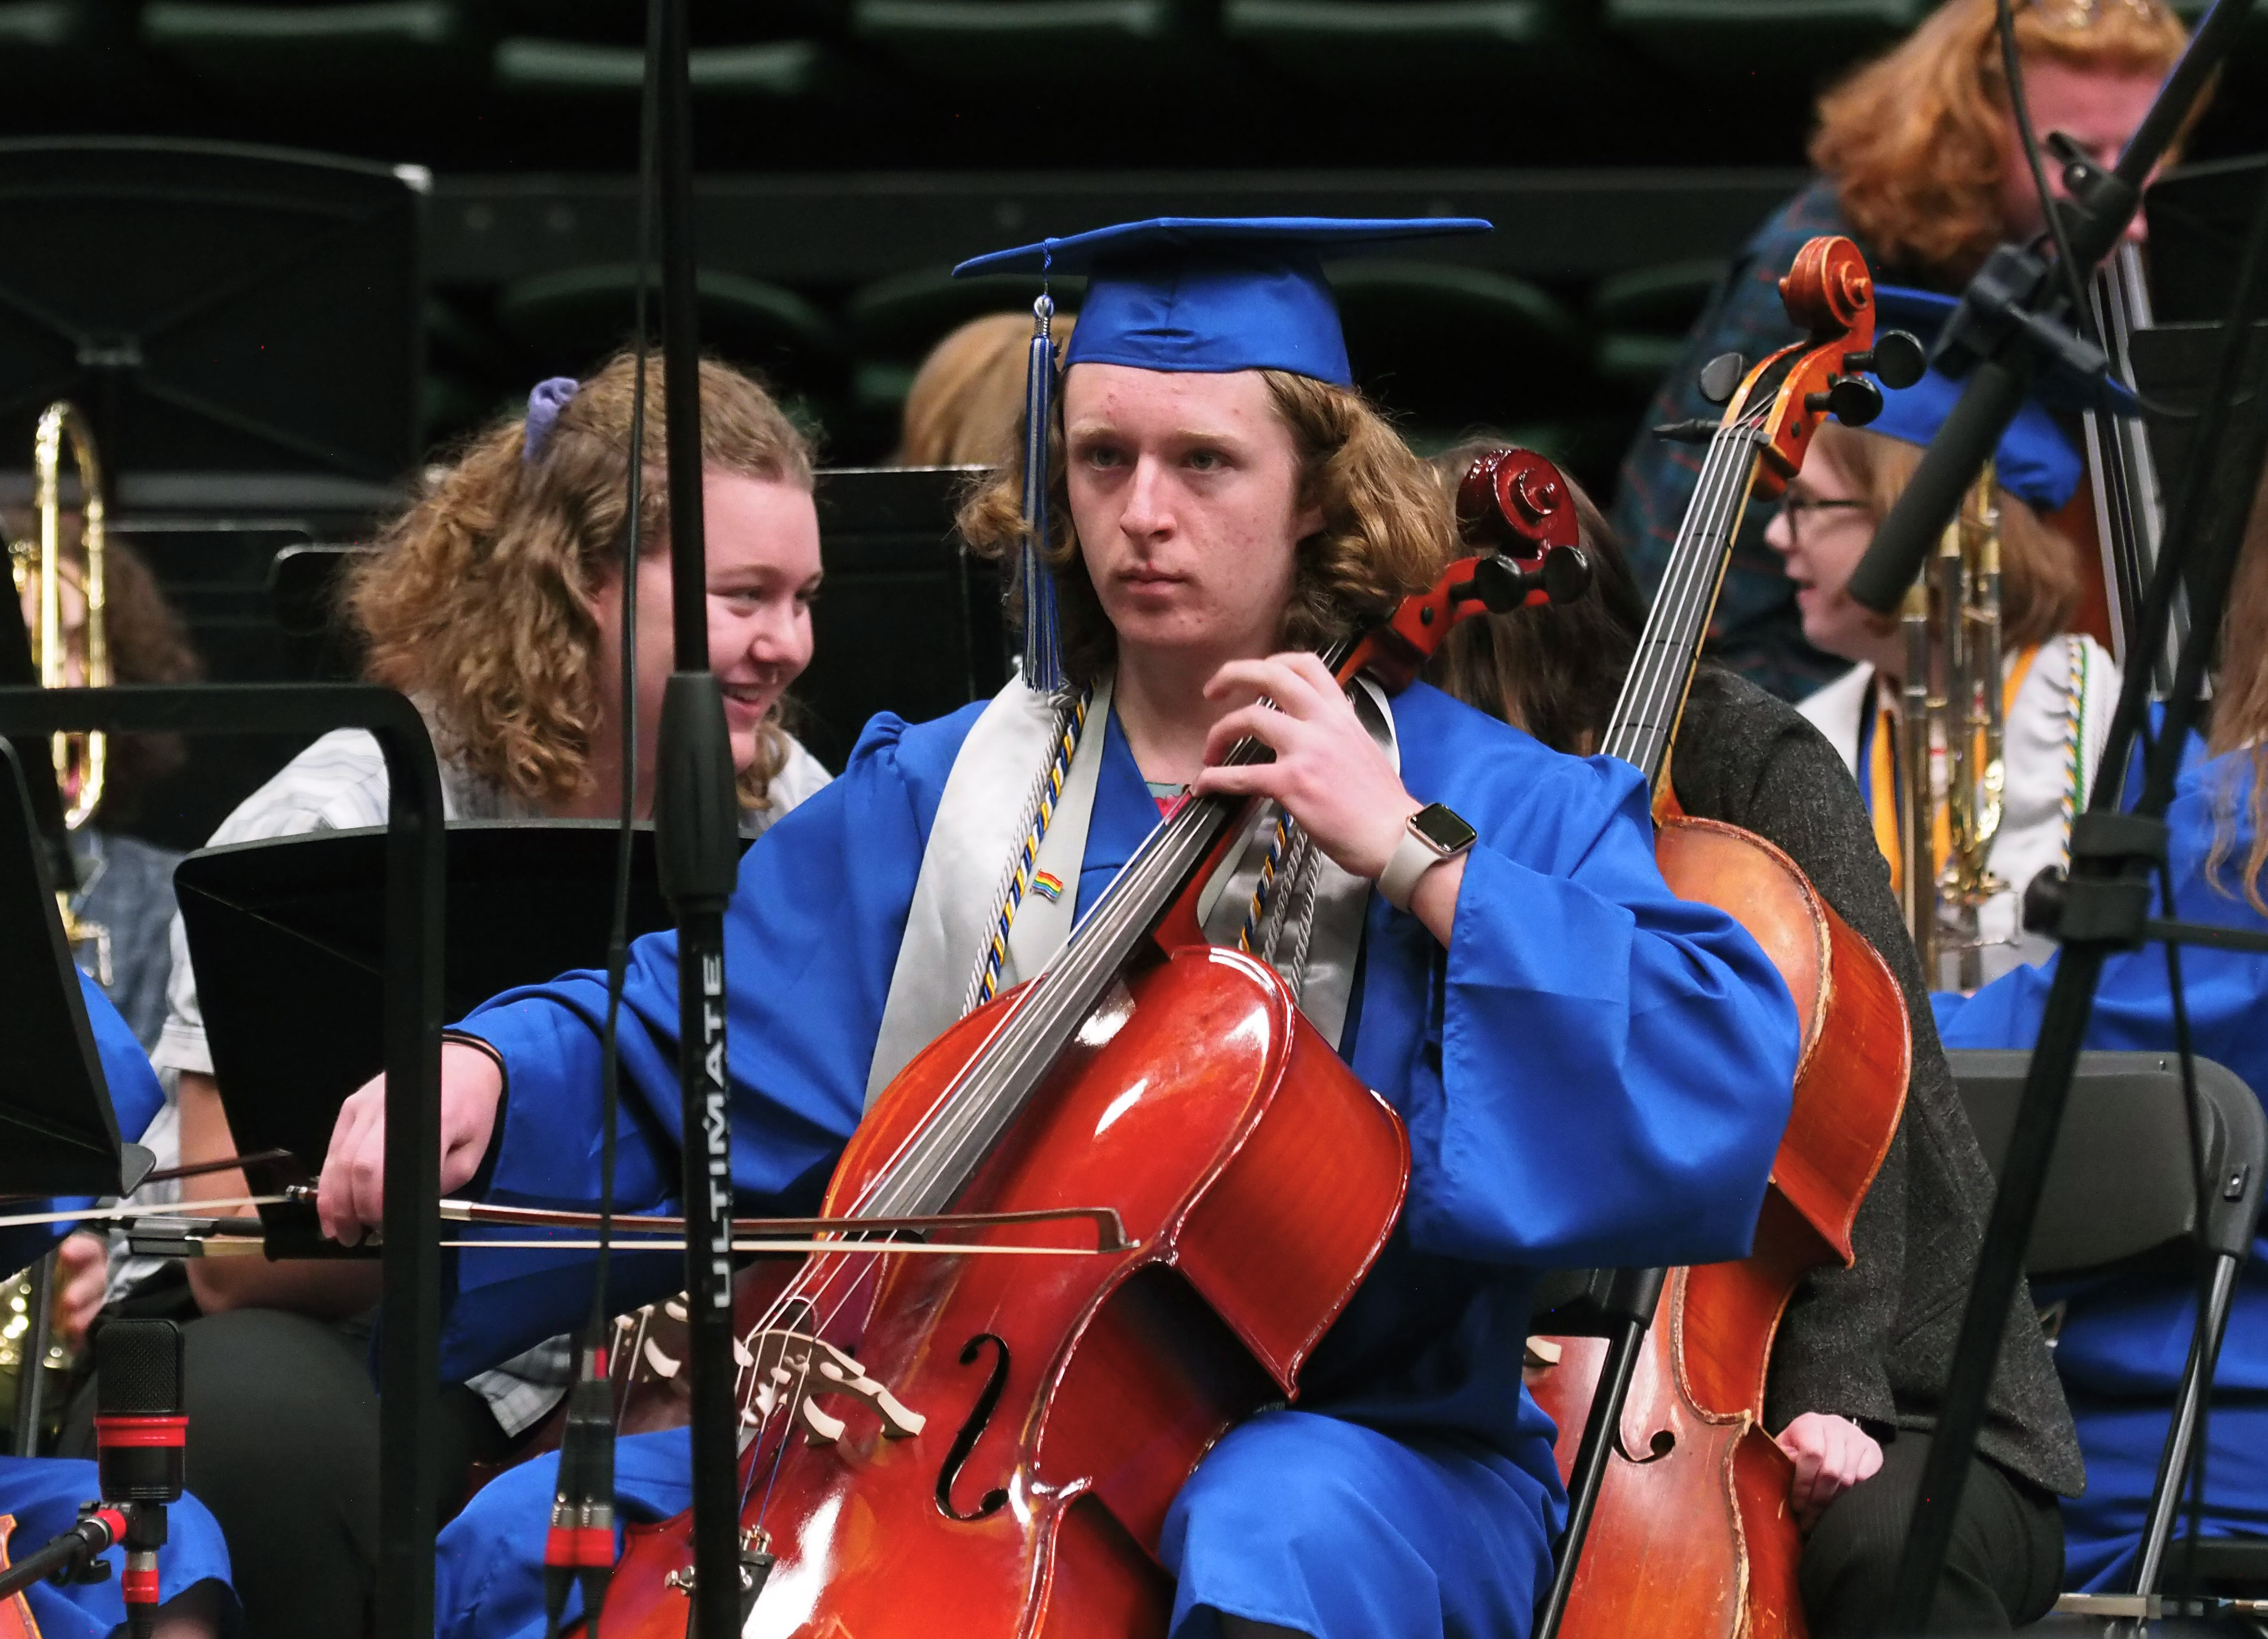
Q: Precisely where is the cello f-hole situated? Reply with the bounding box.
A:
[936,1333,1011,1522]
[1613,1428,1676,1466]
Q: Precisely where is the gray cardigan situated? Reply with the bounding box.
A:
[1672,668,2086,1499]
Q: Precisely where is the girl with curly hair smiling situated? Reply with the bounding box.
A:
[326,219,1800,1639]
[129,351,827,1639]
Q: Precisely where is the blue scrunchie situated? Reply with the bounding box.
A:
[522,377,580,466]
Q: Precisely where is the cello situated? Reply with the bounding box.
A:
[1522,236,1918,1639]
[593,458,1591,1638]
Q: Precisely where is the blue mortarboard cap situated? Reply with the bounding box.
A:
[952,216,1493,386]
[1873,284,2139,419]
[1866,364,2084,510]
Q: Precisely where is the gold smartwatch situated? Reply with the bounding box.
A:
[1378,802,1477,913]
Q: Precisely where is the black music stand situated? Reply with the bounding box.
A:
[799,464,1009,769]
[2149,155,2268,327]
[176,820,750,1241]
[0,739,153,1202]
[0,137,422,512]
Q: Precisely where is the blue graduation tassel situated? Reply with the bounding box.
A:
[1019,291,1065,694]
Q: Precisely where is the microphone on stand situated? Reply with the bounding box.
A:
[92,1319,186,1639]
[0,1320,186,1634]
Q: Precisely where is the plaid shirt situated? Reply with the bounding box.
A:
[1608,177,1882,704]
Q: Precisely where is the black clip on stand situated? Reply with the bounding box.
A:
[647,0,754,1632]
[1827,0,2268,1625]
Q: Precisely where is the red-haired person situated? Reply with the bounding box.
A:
[1613,0,2187,701]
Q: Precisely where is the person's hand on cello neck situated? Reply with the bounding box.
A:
[315,1042,505,1244]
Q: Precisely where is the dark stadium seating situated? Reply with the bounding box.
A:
[1222,0,1600,89]
[850,0,1205,83]
[492,264,848,432]
[140,0,488,96]
[1589,257,1726,396]
[1602,0,1927,82]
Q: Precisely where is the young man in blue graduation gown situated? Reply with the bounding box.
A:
[1933,482,2268,1590]
[0,975,235,1639]
[318,217,1804,1639]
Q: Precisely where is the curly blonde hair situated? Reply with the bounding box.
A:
[1812,0,2189,283]
[955,369,1453,684]
[349,351,815,811]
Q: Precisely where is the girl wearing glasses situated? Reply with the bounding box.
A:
[1764,365,2119,987]
[1613,0,2188,702]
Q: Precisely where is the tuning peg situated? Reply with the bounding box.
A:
[1844,330,1925,390]
[1650,418,1717,445]
[1472,544,1593,613]
[1808,375,1883,427]
[1697,351,1747,406]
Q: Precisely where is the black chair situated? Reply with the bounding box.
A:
[1947,1049,2267,1618]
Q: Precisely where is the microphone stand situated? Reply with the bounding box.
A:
[1847,0,2252,617]
[1861,5,2268,1620]
[648,1,748,1633]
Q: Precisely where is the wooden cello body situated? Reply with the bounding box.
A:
[599,948,1407,1638]
[1520,234,1923,1639]
[594,469,1590,1639]
[1525,812,1908,1639]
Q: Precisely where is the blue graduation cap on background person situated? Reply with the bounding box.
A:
[953,215,1492,689]
[1864,283,2099,513]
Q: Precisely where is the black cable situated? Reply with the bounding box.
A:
[541,17,661,1639]
[590,0,663,1370]
[1998,0,2100,352]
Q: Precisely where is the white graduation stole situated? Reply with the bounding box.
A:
[863,670,1397,1108]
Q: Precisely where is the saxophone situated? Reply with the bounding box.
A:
[1897,462,2006,992]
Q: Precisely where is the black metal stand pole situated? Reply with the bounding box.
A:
[1533,1266,1667,1639]
[648,2,746,1632]
[1883,161,2268,1631]
[0,683,445,1639]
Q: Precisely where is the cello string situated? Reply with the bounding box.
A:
[1610,412,1764,769]
[1610,418,1753,756]
[759,425,1773,1460]
[718,654,1358,1466]
[1647,410,1766,719]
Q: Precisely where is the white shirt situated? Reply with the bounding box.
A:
[131,724,830,1432]
[152,727,832,1076]
[1798,634,2117,987]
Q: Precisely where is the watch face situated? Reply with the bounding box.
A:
[1413,802,1476,853]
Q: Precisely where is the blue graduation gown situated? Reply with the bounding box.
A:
[0,974,166,1279]
[439,683,1801,1639]
[0,1457,235,1639]
[1935,731,2268,1591]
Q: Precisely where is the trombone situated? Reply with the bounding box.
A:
[7,401,108,830]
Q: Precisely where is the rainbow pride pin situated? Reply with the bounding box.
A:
[1032,870,1065,903]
